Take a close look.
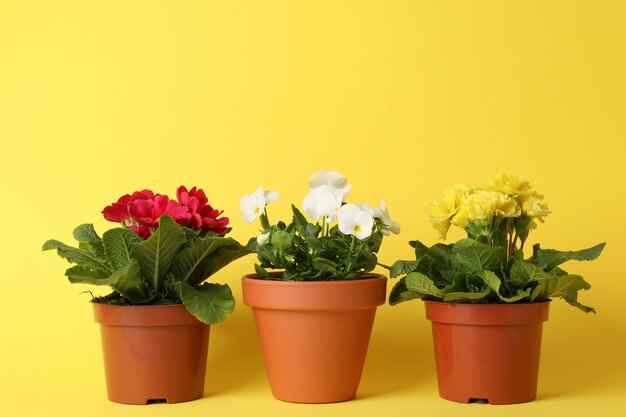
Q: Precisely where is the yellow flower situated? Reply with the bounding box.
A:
[465,191,520,221]
[429,199,456,240]
[485,173,533,198]
[494,192,520,217]
[466,192,495,221]
[451,204,469,229]
[444,183,474,208]
[429,183,473,239]
[520,192,550,222]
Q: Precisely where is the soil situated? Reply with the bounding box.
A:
[91,292,182,306]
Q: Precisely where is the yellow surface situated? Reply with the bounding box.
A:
[1,1,625,416]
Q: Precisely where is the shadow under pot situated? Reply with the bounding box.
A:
[242,274,387,404]
[424,300,550,405]
[93,303,210,405]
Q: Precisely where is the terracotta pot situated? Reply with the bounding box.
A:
[424,300,550,405]
[93,303,210,404]
[242,274,386,403]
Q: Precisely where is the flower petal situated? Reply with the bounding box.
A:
[257,232,270,246]
[264,190,279,203]
[308,170,348,189]
[242,211,260,224]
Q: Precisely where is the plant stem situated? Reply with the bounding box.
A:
[511,229,519,257]
[261,207,271,231]
[504,218,511,260]
[345,235,356,274]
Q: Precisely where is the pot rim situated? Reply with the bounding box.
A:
[424,299,551,325]
[242,272,386,287]
[92,302,204,327]
[423,299,552,306]
[242,273,387,310]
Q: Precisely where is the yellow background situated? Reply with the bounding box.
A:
[1,1,625,416]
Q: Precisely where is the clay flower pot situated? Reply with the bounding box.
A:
[425,300,550,405]
[93,303,210,404]
[242,274,387,403]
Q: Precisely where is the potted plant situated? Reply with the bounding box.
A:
[387,173,605,405]
[240,170,400,404]
[43,186,251,404]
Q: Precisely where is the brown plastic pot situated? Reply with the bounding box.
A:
[93,303,210,404]
[425,300,550,405]
[242,274,386,403]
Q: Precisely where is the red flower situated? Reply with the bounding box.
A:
[128,194,191,229]
[102,189,190,239]
[128,224,152,239]
[102,186,229,239]
[177,186,230,234]
[102,190,155,223]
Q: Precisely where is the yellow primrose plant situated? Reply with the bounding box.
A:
[388,173,605,312]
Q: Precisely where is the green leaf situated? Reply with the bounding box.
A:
[502,288,532,302]
[564,287,596,313]
[133,215,186,293]
[182,227,199,243]
[43,239,111,274]
[389,277,423,305]
[405,272,444,299]
[67,259,151,302]
[291,204,310,235]
[509,260,550,286]
[409,240,430,258]
[180,282,235,324]
[481,270,531,302]
[305,236,323,251]
[292,204,309,226]
[65,265,110,284]
[72,224,106,261]
[532,242,606,270]
[102,228,143,271]
[481,270,502,294]
[170,236,250,285]
[531,274,591,301]
[443,290,490,302]
[389,260,420,278]
[109,259,153,303]
[312,257,338,273]
[189,239,251,286]
[453,238,506,276]
[305,223,320,238]
[429,243,456,282]
[254,263,269,278]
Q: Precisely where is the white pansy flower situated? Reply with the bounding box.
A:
[338,204,374,240]
[372,199,401,235]
[256,231,270,246]
[240,186,279,224]
[302,184,352,222]
[308,170,348,189]
[355,202,375,216]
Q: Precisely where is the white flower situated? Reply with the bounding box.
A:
[355,202,374,216]
[308,170,348,189]
[256,232,270,246]
[240,186,279,224]
[338,204,374,240]
[372,199,401,235]
[302,184,352,222]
